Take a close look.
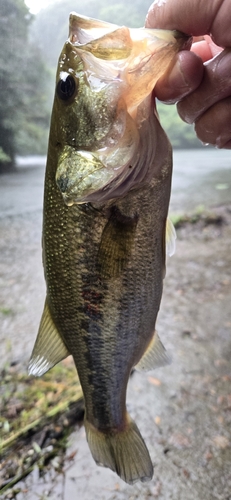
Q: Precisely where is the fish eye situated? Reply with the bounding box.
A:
[56,75,77,101]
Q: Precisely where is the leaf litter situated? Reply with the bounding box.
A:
[0,358,84,497]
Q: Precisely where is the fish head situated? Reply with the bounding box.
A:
[52,13,191,205]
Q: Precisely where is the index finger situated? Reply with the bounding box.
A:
[146,0,231,48]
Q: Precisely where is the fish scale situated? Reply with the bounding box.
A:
[29,12,190,484]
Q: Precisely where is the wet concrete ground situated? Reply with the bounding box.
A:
[0,149,231,499]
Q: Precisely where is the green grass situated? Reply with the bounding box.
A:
[0,358,82,454]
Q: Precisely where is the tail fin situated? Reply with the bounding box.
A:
[85,413,153,485]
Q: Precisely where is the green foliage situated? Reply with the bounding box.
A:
[99,3,144,27]
[0,0,50,167]
[0,147,11,164]
[0,0,28,164]
[157,101,202,149]
[14,42,51,155]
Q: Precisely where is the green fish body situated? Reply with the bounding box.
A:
[29,13,190,484]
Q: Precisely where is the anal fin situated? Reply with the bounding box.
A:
[135,332,171,372]
[28,298,70,376]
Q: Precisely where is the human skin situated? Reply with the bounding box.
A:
[146,0,231,148]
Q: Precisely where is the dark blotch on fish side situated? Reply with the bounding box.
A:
[56,175,69,193]
[82,303,103,321]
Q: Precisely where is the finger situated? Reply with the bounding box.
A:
[146,0,231,47]
[191,41,214,61]
[194,96,231,149]
[154,51,204,103]
[177,48,231,124]
[191,37,223,62]
[191,40,223,62]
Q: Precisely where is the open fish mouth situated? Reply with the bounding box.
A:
[68,12,191,53]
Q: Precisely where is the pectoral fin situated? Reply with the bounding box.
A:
[162,217,176,278]
[28,299,70,376]
[135,332,171,372]
[98,206,138,279]
[166,217,176,257]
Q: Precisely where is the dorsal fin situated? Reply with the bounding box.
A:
[135,332,171,372]
[28,299,70,376]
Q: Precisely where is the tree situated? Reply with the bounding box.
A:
[0,0,50,169]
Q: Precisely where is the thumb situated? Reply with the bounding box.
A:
[154,51,204,103]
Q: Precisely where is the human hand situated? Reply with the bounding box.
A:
[146,0,231,148]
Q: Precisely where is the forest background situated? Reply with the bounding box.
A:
[0,0,202,169]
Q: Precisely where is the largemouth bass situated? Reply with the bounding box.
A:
[29,13,190,484]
